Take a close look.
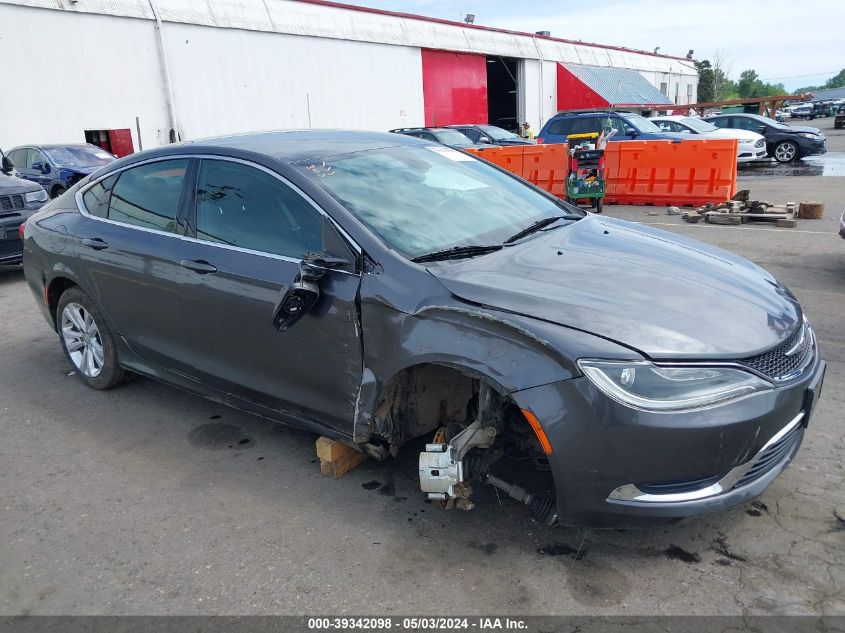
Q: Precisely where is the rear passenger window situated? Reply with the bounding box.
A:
[108,159,188,232]
[547,119,573,136]
[82,175,117,218]
[461,128,481,142]
[194,160,322,259]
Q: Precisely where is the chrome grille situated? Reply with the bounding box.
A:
[739,321,814,382]
[0,194,25,211]
[732,422,803,489]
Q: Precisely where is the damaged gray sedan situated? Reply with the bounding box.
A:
[21,131,825,527]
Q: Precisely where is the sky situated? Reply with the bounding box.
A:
[359,0,844,91]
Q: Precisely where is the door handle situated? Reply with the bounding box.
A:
[180,259,218,274]
[82,238,109,250]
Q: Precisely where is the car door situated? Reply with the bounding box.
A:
[733,117,773,144]
[11,149,40,187]
[173,157,363,432]
[75,157,199,373]
[27,149,53,189]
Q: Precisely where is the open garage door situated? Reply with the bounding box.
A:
[486,56,519,132]
[422,49,487,127]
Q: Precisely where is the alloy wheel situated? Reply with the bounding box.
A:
[61,302,104,377]
[775,142,797,162]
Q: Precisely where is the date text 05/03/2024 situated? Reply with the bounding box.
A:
[307,617,528,630]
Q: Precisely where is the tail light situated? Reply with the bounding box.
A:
[18,222,26,240]
[536,137,545,144]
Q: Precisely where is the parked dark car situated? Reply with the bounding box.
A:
[834,105,845,130]
[22,131,825,527]
[389,127,480,149]
[537,111,689,144]
[8,144,115,198]
[447,124,533,146]
[0,148,48,265]
[704,113,826,163]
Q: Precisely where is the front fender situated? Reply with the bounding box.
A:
[354,298,641,442]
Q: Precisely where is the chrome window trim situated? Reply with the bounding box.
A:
[607,410,805,504]
[75,153,362,272]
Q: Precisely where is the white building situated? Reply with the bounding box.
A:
[0,0,698,155]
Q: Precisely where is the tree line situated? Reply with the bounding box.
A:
[694,55,844,103]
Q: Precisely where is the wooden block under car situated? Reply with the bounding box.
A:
[798,201,824,219]
[777,218,798,228]
[316,436,368,479]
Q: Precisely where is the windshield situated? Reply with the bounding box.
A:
[296,145,581,259]
[44,146,114,169]
[433,129,475,146]
[479,125,521,141]
[681,118,718,133]
[621,113,663,134]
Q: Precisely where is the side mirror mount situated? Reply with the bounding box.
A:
[272,251,351,332]
[758,126,768,135]
[478,137,492,144]
[1,156,12,174]
[30,161,43,172]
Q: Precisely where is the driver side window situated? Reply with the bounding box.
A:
[194,160,323,259]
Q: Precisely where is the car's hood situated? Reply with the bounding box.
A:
[58,165,100,175]
[0,170,43,194]
[496,139,534,145]
[784,125,823,135]
[428,216,801,359]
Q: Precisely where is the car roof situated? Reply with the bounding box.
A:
[132,130,429,165]
[390,127,452,133]
[16,143,98,150]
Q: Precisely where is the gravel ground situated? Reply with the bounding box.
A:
[0,170,842,616]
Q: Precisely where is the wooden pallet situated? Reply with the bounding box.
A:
[316,436,368,479]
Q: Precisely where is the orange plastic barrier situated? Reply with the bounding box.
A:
[603,139,738,206]
[466,144,568,198]
[468,139,737,207]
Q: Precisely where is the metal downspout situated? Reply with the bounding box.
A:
[147,0,182,142]
[532,36,545,127]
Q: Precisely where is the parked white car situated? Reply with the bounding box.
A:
[651,115,768,163]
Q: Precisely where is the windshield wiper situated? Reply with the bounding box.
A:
[411,244,503,263]
[503,214,582,244]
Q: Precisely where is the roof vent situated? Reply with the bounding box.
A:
[535,30,551,36]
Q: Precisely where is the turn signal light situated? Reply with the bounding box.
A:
[535,137,545,144]
[18,222,25,240]
[521,409,552,454]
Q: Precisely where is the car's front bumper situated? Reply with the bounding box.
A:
[737,146,769,162]
[799,138,827,157]
[511,355,826,527]
[0,205,41,265]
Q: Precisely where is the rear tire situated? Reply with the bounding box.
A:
[595,198,603,213]
[51,185,66,198]
[57,287,126,390]
[773,141,798,163]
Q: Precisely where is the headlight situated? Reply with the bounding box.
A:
[24,189,48,203]
[578,359,771,412]
[797,133,819,139]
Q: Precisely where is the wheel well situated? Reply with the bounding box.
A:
[50,183,66,197]
[46,277,78,329]
[372,363,519,451]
